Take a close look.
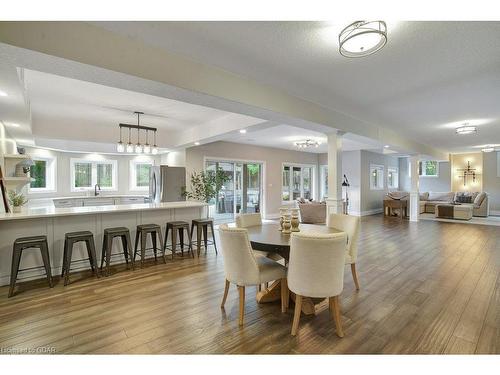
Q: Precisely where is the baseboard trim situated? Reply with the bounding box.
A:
[490,210,500,216]
[349,208,383,217]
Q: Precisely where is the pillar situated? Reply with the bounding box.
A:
[326,131,344,224]
[409,155,420,222]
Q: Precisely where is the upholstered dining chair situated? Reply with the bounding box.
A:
[288,231,347,337]
[218,224,288,325]
[329,213,361,290]
[235,212,262,228]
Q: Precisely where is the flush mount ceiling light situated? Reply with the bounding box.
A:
[339,21,387,58]
[295,139,320,149]
[0,90,7,97]
[239,129,247,134]
[481,145,495,153]
[117,111,158,154]
[455,123,477,135]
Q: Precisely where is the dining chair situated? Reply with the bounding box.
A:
[288,231,347,337]
[328,213,361,290]
[218,224,288,325]
[235,212,262,228]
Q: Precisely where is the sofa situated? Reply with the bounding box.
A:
[385,191,489,217]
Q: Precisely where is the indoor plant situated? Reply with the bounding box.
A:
[183,167,229,218]
[8,190,28,213]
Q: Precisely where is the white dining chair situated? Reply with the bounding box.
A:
[288,231,347,337]
[328,213,361,290]
[218,224,288,325]
[235,212,262,228]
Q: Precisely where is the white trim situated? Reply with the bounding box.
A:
[28,156,57,194]
[419,160,440,177]
[370,164,385,190]
[349,208,384,217]
[70,157,118,192]
[387,166,399,189]
[490,210,500,216]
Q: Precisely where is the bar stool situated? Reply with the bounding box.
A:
[9,235,53,298]
[164,221,194,259]
[100,227,134,276]
[61,231,99,286]
[190,218,217,257]
[134,223,166,267]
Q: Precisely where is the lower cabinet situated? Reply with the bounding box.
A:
[53,196,147,208]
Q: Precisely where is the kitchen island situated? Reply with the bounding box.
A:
[0,201,207,286]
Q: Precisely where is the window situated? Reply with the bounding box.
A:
[320,165,328,199]
[387,167,399,189]
[29,157,56,193]
[70,158,117,191]
[282,164,315,202]
[419,160,439,177]
[370,164,384,190]
[130,160,153,191]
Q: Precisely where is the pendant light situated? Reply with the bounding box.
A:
[143,129,151,154]
[134,111,143,154]
[151,130,158,155]
[126,127,134,153]
[116,126,124,152]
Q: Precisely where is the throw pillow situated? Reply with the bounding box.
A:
[474,192,486,207]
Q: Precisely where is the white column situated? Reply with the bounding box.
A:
[409,155,420,222]
[326,131,344,224]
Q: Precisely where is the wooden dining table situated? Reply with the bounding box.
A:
[246,223,342,316]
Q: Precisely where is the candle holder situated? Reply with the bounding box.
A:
[279,207,289,231]
[290,208,300,232]
[282,214,292,234]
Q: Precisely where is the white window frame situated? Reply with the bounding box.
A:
[129,160,153,191]
[419,160,439,177]
[281,163,316,203]
[370,164,385,190]
[70,158,118,192]
[387,167,399,189]
[28,156,57,194]
[320,164,328,200]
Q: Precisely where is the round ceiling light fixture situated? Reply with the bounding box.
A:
[339,21,387,58]
[294,139,320,149]
[455,123,477,135]
[481,145,495,153]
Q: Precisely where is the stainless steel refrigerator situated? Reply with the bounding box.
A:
[149,166,186,203]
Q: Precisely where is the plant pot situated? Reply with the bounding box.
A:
[208,204,216,219]
[12,206,22,213]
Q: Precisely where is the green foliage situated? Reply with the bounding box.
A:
[30,160,46,188]
[184,167,229,203]
[8,190,28,207]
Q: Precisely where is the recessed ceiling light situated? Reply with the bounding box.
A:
[239,129,247,134]
[481,146,495,153]
[456,124,477,135]
[339,21,387,58]
[7,123,20,128]
[384,145,390,148]
[0,90,7,97]
[194,142,200,146]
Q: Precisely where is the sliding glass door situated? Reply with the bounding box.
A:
[206,159,263,222]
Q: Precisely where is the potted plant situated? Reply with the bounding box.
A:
[183,167,229,218]
[8,190,28,213]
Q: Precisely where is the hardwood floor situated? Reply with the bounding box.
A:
[0,215,498,354]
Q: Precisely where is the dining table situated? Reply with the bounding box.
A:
[246,222,342,316]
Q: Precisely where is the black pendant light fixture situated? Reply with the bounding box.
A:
[117,111,158,154]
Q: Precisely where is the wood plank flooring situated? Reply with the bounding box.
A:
[0,215,498,354]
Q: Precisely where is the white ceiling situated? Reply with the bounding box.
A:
[93,21,500,153]
[22,69,263,151]
[224,124,384,153]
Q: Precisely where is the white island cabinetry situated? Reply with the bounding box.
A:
[0,201,206,286]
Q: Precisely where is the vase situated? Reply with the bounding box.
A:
[13,206,22,213]
[282,214,292,234]
[290,208,300,232]
[279,208,289,231]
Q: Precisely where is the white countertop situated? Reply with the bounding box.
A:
[52,194,148,201]
[0,201,207,221]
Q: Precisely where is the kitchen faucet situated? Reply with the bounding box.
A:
[94,184,101,196]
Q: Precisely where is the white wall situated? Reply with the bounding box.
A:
[161,150,186,167]
[482,151,500,213]
[185,141,320,218]
[399,157,451,193]
[24,147,161,201]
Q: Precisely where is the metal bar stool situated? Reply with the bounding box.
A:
[133,224,166,267]
[100,227,134,276]
[9,235,53,298]
[190,219,217,257]
[164,221,194,259]
[61,231,99,286]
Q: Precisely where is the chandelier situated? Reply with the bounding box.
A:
[294,139,320,149]
[339,21,387,58]
[117,111,158,154]
[456,161,479,187]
